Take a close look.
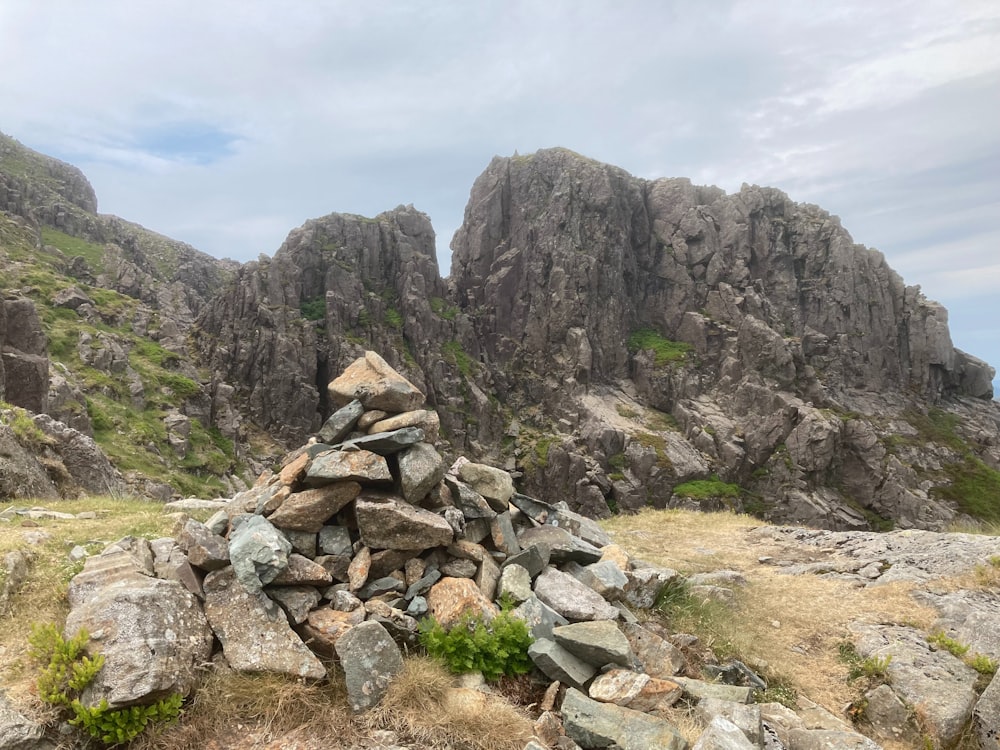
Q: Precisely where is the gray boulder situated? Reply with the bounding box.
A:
[203,567,325,679]
[553,620,635,668]
[355,494,454,550]
[534,568,620,622]
[528,639,597,690]
[692,716,755,750]
[228,515,292,594]
[267,481,361,532]
[398,443,446,504]
[561,687,686,750]
[317,399,364,444]
[65,545,213,707]
[334,620,405,713]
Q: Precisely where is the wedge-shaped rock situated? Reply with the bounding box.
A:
[268,482,362,532]
[203,567,325,679]
[317,399,364,444]
[553,620,635,668]
[623,566,681,609]
[328,351,425,412]
[457,462,515,512]
[445,477,496,520]
[529,639,596,690]
[306,450,391,486]
[672,676,753,704]
[696,698,762,745]
[301,606,366,655]
[398,443,446,504]
[510,493,612,547]
[426,576,498,628]
[270,553,333,586]
[65,546,213,707]
[621,623,685,678]
[229,515,292,594]
[490,511,521,556]
[369,409,440,444]
[589,669,682,712]
[577,560,628,602]
[561,688,686,750]
[692,716,756,750]
[785,729,881,749]
[265,585,322,625]
[356,494,454,551]
[534,568,620,622]
[335,620,405,713]
[517,525,602,565]
[503,544,550,578]
[512,595,569,641]
[336,427,425,455]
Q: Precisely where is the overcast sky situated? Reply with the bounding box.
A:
[2,1,998,391]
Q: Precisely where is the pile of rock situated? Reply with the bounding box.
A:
[60,352,897,749]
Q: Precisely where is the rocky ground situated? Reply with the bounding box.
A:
[2,353,999,750]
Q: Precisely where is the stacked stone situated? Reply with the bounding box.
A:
[60,352,904,748]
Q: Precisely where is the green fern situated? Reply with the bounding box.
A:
[419,611,533,682]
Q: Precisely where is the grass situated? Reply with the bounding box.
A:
[672,477,741,500]
[601,508,936,717]
[442,340,474,378]
[430,297,459,320]
[299,297,325,321]
[627,328,691,367]
[931,457,1000,524]
[632,432,672,470]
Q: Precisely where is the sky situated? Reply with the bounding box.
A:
[2,1,998,392]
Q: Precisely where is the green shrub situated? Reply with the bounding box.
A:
[419,610,534,682]
[966,653,998,676]
[384,306,403,329]
[627,328,691,367]
[838,641,892,682]
[300,297,325,321]
[3,406,55,449]
[927,631,969,658]
[430,296,458,320]
[442,340,474,377]
[70,694,183,746]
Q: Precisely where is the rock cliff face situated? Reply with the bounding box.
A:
[3,134,998,531]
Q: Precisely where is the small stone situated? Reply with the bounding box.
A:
[327,351,425,412]
[553,620,635,668]
[440,558,478,578]
[356,494,454,551]
[490,511,521,556]
[278,452,310,486]
[348,546,372,592]
[266,585,322,624]
[318,525,353,556]
[503,544,550,578]
[317,399,365,444]
[301,606,366,655]
[498,564,533,603]
[228,515,292,594]
[534,568,620,621]
[529,639,596,690]
[457,462,515,512]
[398,442,447,504]
[476,553,501,601]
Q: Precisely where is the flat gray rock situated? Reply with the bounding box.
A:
[561,687,686,750]
[785,729,881,749]
[553,620,635,668]
[335,427,425,456]
[456,462,515,512]
[518,525,602,565]
[317,399,364,444]
[503,544,550,578]
[334,620,405,713]
[318,525,353,556]
[356,494,454,551]
[176,518,230,571]
[265,585,322,625]
[534,568,620,622]
[305,451,391,486]
[528,639,597,690]
[203,567,325,679]
[512,595,569,641]
[445,477,497,520]
[696,698,763,746]
[0,692,53,750]
[509,493,612,547]
[692,716,756,750]
[851,622,978,747]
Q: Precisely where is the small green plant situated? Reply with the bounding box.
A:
[838,641,892,682]
[627,328,691,367]
[299,297,325,321]
[672,477,742,501]
[419,610,534,682]
[384,306,403,329]
[2,404,56,450]
[442,340,474,377]
[430,296,459,320]
[966,653,998,676]
[607,452,626,471]
[28,623,182,746]
[927,631,969,658]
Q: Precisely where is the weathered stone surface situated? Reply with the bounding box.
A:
[328,351,425,412]
[278,452,310,486]
[426,576,498,628]
[229,515,292,594]
[672,676,753,704]
[518,525,602,565]
[509,493,612,547]
[176,518,230,571]
[576,560,628,602]
[318,525,353,556]
[475,553,501,601]
[863,683,919,745]
[334,620,405,713]
[268,482,361,532]
[490,511,521,556]
[623,566,681,609]
[404,568,441,600]
[445,477,497,520]
[588,669,682,712]
[553,620,635,668]
[305,451,391,487]
[356,494,454,550]
[358,575,406,599]
[348,546,371,592]
[498,564,533,603]
[621,623,686,678]
[785,729,881,749]
[300,606,366,654]
[203,567,325,679]
[457,462,515,512]
[368,409,428,434]
[534,568,620,622]
[973,670,1000,750]
[561,687,686,750]
[0,692,53,750]
[528,639,597,690]
[696,698,763,746]
[336,427,425,455]
[512,595,570,641]
[269,553,333,586]
[692,716,756,750]
[398,443,446,504]
[851,622,977,747]
[504,544,551,578]
[265,585,322,625]
[65,547,214,707]
[370,548,415,578]
[440,558,477,578]
[317,399,364,444]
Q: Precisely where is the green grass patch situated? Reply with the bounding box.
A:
[430,296,459,320]
[627,328,691,367]
[632,432,672,470]
[932,457,1000,524]
[442,340,474,378]
[384,306,403,330]
[672,476,742,500]
[300,297,325,321]
[40,227,106,272]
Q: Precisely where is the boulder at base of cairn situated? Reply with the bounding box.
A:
[335,620,405,713]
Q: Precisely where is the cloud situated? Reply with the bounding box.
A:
[1,0,997,387]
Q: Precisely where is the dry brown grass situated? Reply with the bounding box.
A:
[363,657,534,750]
[602,509,936,715]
